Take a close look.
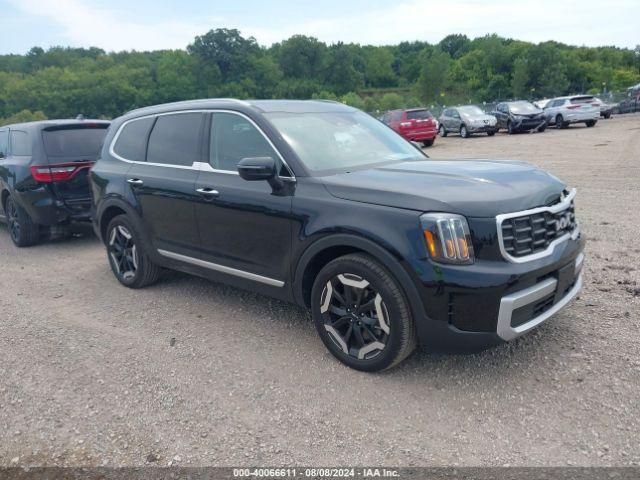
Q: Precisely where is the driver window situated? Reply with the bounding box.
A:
[210,112,283,174]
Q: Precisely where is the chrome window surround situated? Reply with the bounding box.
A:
[496,188,579,263]
[157,249,284,288]
[496,252,584,341]
[108,109,296,180]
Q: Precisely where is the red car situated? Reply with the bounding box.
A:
[382,108,438,147]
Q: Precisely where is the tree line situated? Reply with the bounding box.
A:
[0,29,638,125]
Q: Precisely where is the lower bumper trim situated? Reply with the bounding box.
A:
[497,271,583,341]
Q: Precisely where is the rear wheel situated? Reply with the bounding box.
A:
[422,138,434,147]
[438,125,447,137]
[106,214,161,288]
[460,125,470,138]
[585,120,597,127]
[311,253,416,372]
[5,195,40,247]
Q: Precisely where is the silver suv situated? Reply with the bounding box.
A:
[438,105,498,138]
[543,95,599,129]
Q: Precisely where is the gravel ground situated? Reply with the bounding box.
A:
[0,113,639,468]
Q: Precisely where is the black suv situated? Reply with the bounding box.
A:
[0,119,109,246]
[91,99,584,371]
[491,101,547,134]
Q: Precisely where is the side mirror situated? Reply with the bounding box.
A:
[237,156,283,191]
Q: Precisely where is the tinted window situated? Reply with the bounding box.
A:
[147,113,203,166]
[406,109,432,120]
[10,130,31,156]
[210,112,278,172]
[113,117,155,162]
[42,125,108,159]
[0,130,7,158]
[391,111,402,122]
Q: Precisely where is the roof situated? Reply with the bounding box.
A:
[121,98,356,119]
[1,119,110,130]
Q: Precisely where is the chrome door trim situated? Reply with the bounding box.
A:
[157,249,285,288]
[109,109,296,180]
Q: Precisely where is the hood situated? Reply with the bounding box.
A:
[320,159,565,218]
[463,113,496,123]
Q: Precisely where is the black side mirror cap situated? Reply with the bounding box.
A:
[237,157,283,191]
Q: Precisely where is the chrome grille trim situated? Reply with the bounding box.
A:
[496,188,579,263]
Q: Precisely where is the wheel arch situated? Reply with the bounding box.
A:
[293,234,426,326]
[96,197,145,245]
[1,188,10,212]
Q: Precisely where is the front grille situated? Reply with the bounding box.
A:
[500,201,576,258]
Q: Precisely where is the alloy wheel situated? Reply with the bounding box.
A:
[108,225,138,280]
[6,198,20,243]
[319,273,390,360]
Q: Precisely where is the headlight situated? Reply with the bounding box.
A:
[420,213,475,264]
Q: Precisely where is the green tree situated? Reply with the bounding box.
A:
[415,47,450,102]
[276,35,328,79]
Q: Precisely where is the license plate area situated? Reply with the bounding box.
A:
[555,262,576,302]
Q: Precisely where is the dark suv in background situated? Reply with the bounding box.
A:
[91,99,584,372]
[0,119,109,246]
[491,101,547,134]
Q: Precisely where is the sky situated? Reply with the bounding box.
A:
[0,0,638,54]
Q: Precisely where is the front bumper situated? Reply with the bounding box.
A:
[409,227,585,351]
[496,253,583,341]
[468,124,497,133]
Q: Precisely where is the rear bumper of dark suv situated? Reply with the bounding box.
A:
[13,187,92,226]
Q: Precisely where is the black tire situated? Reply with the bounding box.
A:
[438,125,447,137]
[311,253,416,372]
[507,120,515,134]
[5,195,40,247]
[603,112,611,119]
[487,130,496,136]
[422,138,434,147]
[585,120,597,127]
[105,214,161,288]
[460,124,470,138]
[555,115,566,129]
[538,125,547,132]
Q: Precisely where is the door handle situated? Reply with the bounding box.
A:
[127,178,144,185]
[196,187,220,197]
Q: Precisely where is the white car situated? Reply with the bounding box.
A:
[543,95,599,129]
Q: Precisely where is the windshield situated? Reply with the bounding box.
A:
[265,111,424,174]
[508,102,540,114]
[458,106,484,116]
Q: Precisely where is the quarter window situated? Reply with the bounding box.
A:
[113,117,155,162]
[0,130,8,158]
[209,112,279,172]
[10,130,31,156]
[147,113,203,166]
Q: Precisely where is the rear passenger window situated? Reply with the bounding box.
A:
[210,112,278,172]
[113,117,155,162]
[0,130,7,158]
[10,130,31,156]
[147,113,203,166]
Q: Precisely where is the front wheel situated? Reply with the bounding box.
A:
[487,130,496,136]
[106,214,161,288]
[460,125,470,138]
[555,115,566,129]
[507,121,516,134]
[438,125,447,137]
[5,195,40,247]
[586,120,597,127]
[311,253,416,372]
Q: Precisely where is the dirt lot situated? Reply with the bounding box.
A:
[1,114,639,467]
